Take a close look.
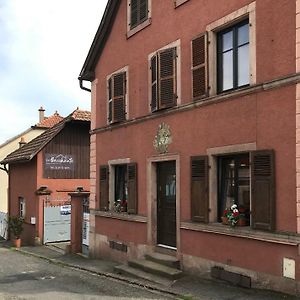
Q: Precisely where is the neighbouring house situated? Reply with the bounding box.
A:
[0,109,90,248]
[78,0,300,295]
[0,107,63,239]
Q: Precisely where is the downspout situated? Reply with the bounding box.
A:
[79,78,91,93]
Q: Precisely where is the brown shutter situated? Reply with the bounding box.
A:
[99,165,109,211]
[108,78,112,123]
[251,150,275,231]
[113,72,126,123]
[127,163,137,214]
[151,54,158,112]
[159,47,177,109]
[139,0,148,22]
[191,156,209,223]
[192,33,208,99]
[130,0,138,29]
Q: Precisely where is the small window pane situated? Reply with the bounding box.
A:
[223,50,233,90]
[238,23,249,46]
[238,44,250,86]
[222,31,233,52]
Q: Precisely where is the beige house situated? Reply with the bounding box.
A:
[0,107,63,238]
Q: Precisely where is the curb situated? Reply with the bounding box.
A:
[14,247,184,299]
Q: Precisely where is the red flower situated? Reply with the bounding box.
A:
[224,209,228,215]
[233,211,239,217]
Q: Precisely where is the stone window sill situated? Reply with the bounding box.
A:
[127,18,151,39]
[92,209,147,223]
[181,221,300,246]
[175,0,189,8]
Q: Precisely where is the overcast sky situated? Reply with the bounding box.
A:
[0,0,107,145]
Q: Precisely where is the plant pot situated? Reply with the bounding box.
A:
[221,217,228,225]
[14,238,21,248]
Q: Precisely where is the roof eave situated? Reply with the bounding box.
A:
[78,0,121,82]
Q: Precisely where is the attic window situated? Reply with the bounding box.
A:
[127,0,151,38]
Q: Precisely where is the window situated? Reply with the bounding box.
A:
[217,20,250,93]
[107,71,127,124]
[99,163,137,214]
[130,0,148,29]
[19,197,25,218]
[191,150,275,231]
[218,154,250,224]
[150,47,177,112]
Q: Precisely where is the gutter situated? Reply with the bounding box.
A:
[0,164,8,174]
[79,78,91,93]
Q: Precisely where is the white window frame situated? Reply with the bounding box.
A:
[106,66,129,124]
[19,197,26,218]
[127,0,152,38]
[206,2,256,96]
[148,39,181,112]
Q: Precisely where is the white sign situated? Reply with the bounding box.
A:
[60,205,71,215]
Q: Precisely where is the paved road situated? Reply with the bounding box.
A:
[0,247,174,300]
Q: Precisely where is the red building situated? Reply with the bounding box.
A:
[1,110,90,246]
[79,0,300,294]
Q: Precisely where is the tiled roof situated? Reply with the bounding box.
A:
[34,112,64,128]
[0,109,90,165]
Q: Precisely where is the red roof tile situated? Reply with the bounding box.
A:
[34,112,64,128]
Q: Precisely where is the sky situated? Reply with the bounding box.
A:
[0,0,107,145]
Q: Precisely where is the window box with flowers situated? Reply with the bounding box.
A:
[222,204,248,227]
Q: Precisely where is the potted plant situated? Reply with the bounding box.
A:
[8,216,24,248]
[223,204,240,227]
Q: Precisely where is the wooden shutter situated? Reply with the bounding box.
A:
[139,0,148,23]
[191,156,209,223]
[192,33,208,99]
[130,0,138,29]
[112,72,126,123]
[127,163,137,214]
[159,47,177,109]
[150,55,158,112]
[99,165,109,211]
[251,150,275,231]
[108,78,113,123]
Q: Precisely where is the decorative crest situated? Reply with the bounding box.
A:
[153,123,172,154]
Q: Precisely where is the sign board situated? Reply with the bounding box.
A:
[60,205,71,215]
[45,154,75,170]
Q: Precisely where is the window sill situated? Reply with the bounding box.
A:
[174,0,189,8]
[91,209,147,223]
[127,18,151,39]
[180,221,300,246]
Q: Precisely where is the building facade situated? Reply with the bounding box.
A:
[1,110,90,246]
[0,107,63,239]
[79,0,300,294]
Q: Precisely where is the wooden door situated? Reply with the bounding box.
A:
[157,161,176,248]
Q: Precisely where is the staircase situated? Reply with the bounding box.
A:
[114,251,183,285]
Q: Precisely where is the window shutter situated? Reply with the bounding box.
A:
[251,150,275,231]
[99,165,109,211]
[191,156,209,223]
[113,72,126,123]
[108,78,112,123]
[159,47,177,109]
[127,163,137,214]
[130,0,138,29]
[192,33,208,99]
[139,0,148,23]
[151,55,158,112]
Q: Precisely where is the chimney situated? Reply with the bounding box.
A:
[38,106,45,123]
[19,137,27,148]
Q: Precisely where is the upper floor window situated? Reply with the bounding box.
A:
[217,20,250,93]
[150,47,177,112]
[130,0,148,29]
[107,70,127,124]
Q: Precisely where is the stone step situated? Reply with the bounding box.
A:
[114,264,173,286]
[145,252,180,269]
[128,259,183,280]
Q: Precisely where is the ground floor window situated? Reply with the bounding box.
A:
[19,197,26,218]
[218,154,250,225]
[114,165,128,212]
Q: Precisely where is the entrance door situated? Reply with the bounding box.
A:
[157,161,176,248]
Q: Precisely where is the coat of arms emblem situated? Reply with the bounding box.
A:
[153,123,172,154]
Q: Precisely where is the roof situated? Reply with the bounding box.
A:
[33,111,64,129]
[1,109,91,165]
[78,0,121,82]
